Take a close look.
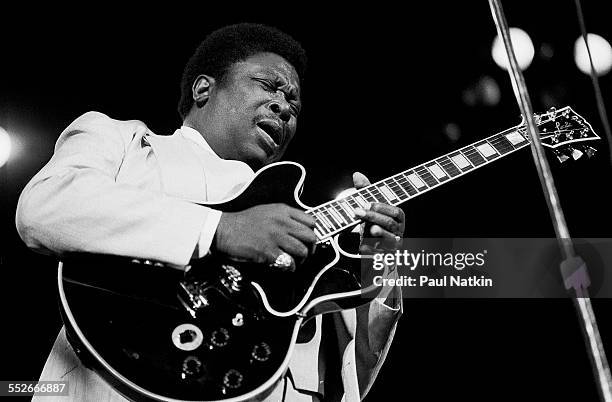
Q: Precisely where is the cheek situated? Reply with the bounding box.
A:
[223,88,253,115]
[287,119,298,138]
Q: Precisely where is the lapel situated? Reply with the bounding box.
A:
[145,133,207,203]
[145,131,255,203]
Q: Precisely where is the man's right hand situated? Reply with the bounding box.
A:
[212,204,317,270]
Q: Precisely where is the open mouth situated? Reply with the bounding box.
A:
[256,120,283,147]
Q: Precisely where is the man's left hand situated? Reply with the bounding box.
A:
[352,172,405,254]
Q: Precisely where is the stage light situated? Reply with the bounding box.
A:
[0,127,11,168]
[335,187,357,200]
[492,27,535,71]
[443,123,461,142]
[462,76,501,107]
[574,33,612,76]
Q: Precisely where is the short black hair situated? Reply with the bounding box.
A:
[178,23,307,119]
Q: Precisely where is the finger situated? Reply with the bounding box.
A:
[352,171,371,190]
[277,234,310,260]
[369,203,405,224]
[354,208,401,235]
[287,224,318,245]
[368,224,401,241]
[363,225,403,251]
[289,208,316,228]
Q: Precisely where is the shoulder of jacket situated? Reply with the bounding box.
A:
[70,111,153,132]
[55,111,164,153]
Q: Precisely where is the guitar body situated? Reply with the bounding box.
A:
[59,162,375,401]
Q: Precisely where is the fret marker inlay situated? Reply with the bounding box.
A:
[407,173,426,189]
[476,143,497,157]
[429,164,447,179]
[379,185,397,201]
[505,131,527,146]
[450,154,471,169]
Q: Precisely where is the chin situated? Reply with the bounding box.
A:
[241,153,268,171]
[242,146,277,170]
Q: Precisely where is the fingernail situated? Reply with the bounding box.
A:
[364,202,371,210]
[354,208,366,217]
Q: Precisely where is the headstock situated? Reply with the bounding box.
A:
[519,106,600,163]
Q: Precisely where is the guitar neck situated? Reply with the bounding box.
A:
[308,123,531,242]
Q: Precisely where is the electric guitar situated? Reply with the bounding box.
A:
[58,106,599,401]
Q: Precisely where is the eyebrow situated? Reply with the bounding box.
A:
[256,69,301,98]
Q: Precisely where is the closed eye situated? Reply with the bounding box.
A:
[255,78,301,116]
[255,78,276,92]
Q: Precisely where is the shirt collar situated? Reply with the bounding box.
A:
[179,125,220,157]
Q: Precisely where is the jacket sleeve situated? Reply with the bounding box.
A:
[15,111,215,266]
[355,263,402,399]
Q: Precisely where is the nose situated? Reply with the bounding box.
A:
[268,100,292,123]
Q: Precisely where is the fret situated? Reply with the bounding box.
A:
[474,141,499,160]
[353,194,368,208]
[338,200,356,218]
[313,218,328,235]
[347,198,361,210]
[320,212,335,231]
[360,188,377,204]
[396,175,418,195]
[415,166,439,187]
[328,205,346,225]
[388,177,411,199]
[312,211,331,232]
[370,186,387,203]
[436,157,461,177]
[320,210,338,230]
[449,152,473,172]
[369,186,389,204]
[378,182,399,202]
[488,135,514,154]
[426,163,449,182]
[332,202,353,225]
[406,172,428,190]
[325,207,343,227]
[504,130,528,146]
[461,146,486,166]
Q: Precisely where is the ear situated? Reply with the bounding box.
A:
[192,75,215,107]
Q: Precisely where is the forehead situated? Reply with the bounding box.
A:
[230,52,300,88]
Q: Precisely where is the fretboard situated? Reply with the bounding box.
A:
[307,124,530,242]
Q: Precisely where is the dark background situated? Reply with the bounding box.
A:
[2,2,612,400]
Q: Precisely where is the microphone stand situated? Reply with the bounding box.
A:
[487,1,612,401]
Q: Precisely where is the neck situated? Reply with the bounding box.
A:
[183,113,225,156]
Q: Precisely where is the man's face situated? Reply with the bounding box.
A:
[204,52,301,169]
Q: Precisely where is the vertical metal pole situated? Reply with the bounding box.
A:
[487,1,612,401]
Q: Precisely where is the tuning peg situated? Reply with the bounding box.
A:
[554,149,571,163]
[571,146,584,160]
[582,145,597,158]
